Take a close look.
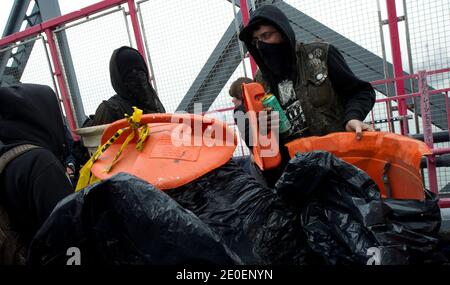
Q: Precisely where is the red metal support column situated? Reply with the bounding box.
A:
[386,0,408,135]
[445,91,450,140]
[418,70,438,194]
[239,0,257,77]
[1,0,128,47]
[44,29,78,138]
[127,0,147,62]
[440,198,450,208]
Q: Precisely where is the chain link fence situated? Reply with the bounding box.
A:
[0,36,56,90]
[404,0,450,192]
[283,0,449,193]
[54,5,132,124]
[137,0,251,155]
[0,35,64,118]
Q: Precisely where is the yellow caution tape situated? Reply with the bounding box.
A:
[75,107,150,192]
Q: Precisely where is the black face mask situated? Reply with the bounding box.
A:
[257,41,291,80]
[124,69,150,99]
[124,69,163,112]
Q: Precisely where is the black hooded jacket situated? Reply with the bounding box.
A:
[88,46,166,126]
[239,4,375,125]
[0,84,73,243]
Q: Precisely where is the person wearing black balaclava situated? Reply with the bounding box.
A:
[0,84,73,251]
[239,4,375,186]
[87,46,166,126]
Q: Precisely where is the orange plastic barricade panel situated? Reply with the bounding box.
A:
[91,113,237,190]
[242,82,281,170]
[285,132,432,200]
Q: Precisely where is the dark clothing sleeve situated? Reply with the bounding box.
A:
[0,149,73,242]
[233,104,253,151]
[327,45,376,125]
[91,101,115,126]
[63,125,76,167]
[31,155,73,225]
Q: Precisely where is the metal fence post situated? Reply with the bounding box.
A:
[44,28,78,138]
[377,0,396,133]
[127,0,147,61]
[446,91,450,141]
[232,0,248,79]
[402,0,421,134]
[418,70,438,194]
[239,0,257,77]
[386,0,408,135]
[136,0,159,92]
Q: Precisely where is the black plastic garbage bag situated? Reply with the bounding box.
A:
[28,151,444,265]
[276,151,443,265]
[231,155,268,187]
[168,161,320,265]
[27,173,242,265]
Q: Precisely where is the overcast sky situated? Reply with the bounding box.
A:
[1,1,97,32]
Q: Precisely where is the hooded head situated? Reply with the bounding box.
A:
[0,84,67,160]
[109,46,165,113]
[109,46,151,100]
[239,5,297,91]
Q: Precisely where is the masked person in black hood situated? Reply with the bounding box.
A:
[239,4,376,186]
[87,46,166,126]
[0,84,73,258]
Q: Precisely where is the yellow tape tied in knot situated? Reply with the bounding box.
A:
[75,107,150,192]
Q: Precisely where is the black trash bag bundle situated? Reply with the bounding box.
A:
[27,173,242,265]
[275,151,443,265]
[167,161,320,265]
[28,151,444,265]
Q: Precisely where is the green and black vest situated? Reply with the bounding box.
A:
[256,42,345,138]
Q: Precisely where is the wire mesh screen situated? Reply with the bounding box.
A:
[367,90,398,131]
[281,0,387,130]
[404,0,450,192]
[425,90,450,193]
[138,0,251,156]
[405,0,450,131]
[285,0,382,57]
[406,0,450,83]
[205,58,254,157]
[276,0,450,192]
[54,7,132,123]
[137,0,248,114]
[0,36,55,90]
[283,0,383,84]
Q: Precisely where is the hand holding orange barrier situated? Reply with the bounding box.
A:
[242,82,282,170]
[285,132,432,200]
[345,119,375,140]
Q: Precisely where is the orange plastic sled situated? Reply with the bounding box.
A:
[91,113,237,190]
[242,82,281,170]
[285,132,432,200]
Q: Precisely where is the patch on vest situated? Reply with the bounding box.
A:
[307,48,328,86]
[278,80,296,106]
[278,80,308,138]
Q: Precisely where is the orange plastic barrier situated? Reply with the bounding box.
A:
[91,113,237,190]
[242,82,281,170]
[285,132,432,200]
